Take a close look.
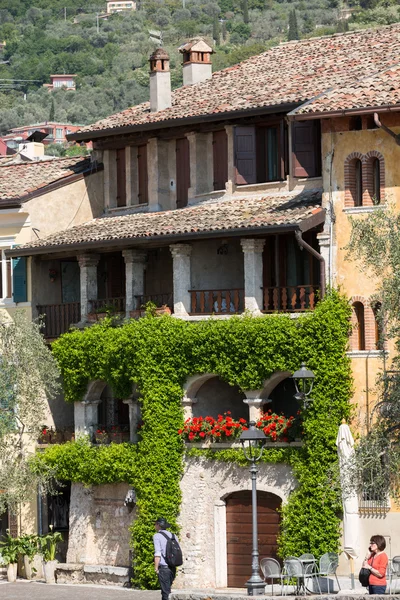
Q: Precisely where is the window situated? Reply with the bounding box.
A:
[354,159,362,206]
[292,120,321,178]
[56,128,63,139]
[0,244,27,303]
[176,137,190,208]
[212,130,228,191]
[234,122,287,185]
[345,156,363,207]
[349,116,362,131]
[352,302,365,350]
[116,148,127,207]
[0,250,12,300]
[372,157,380,204]
[137,144,148,205]
[373,302,384,350]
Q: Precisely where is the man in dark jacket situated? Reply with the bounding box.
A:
[153,517,177,600]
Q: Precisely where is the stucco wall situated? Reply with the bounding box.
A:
[67,482,134,566]
[192,377,246,420]
[176,455,296,589]
[191,239,244,290]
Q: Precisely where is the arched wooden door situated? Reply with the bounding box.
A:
[226,490,281,588]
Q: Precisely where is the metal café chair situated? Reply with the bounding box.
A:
[389,555,400,594]
[260,557,284,596]
[283,556,306,596]
[316,552,341,592]
[299,554,321,595]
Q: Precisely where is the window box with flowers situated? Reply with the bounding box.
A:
[179,411,300,448]
[95,429,109,444]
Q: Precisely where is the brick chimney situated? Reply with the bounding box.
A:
[179,38,213,86]
[149,48,171,112]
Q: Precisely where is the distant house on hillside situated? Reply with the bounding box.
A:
[1,123,84,151]
[106,0,136,13]
[43,74,76,92]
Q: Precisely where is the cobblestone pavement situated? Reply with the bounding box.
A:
[0,581,161,600]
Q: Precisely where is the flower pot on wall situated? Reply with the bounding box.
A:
[155,305,171,316]
[7,563,17,582]
[43,560,58,584]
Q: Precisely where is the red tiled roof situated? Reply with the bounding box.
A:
[11,190,323,255]
[73,25,400,138]
[0,156,93,203]
[291,63,400,115]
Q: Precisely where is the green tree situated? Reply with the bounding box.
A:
[49,96,55,121]
[288,9,299,40]
[242,0,249,23]
[0,312,60,513]
[213,15,221,46]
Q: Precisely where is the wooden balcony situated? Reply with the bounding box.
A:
[134,293,173,310]
[189,289,244,315]
[37,302,81,339]
[262,285,320,312]
[90,297,126,313]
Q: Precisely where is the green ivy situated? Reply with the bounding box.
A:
[35,291,352,588]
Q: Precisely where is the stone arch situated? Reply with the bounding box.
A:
[182,373,246,420]
[261,371,292,400]
[364,150,385,206]
[349,295,375,351]
[260,371,297,418]
[83,379,107,403]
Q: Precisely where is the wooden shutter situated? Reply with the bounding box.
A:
[12,256,27,303]
[234,126,256,185]
[137,144,148,204]
[213,130,228,191]
[116,148,126,207]
[292,120,321,178]
[176,137,190,208]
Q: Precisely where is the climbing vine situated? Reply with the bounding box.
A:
[35,291,352,588]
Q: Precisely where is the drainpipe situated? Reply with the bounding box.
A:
[373,113,400,145]
[294,230,326,299]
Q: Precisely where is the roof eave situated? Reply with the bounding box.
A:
[6,208,325,258]
[289,103,400,120]
[67,102,302,142]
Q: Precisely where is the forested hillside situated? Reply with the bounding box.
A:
[0,0,397,135]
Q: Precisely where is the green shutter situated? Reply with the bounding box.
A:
[12,256,27,303]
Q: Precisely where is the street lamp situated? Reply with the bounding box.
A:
[292,362,315,408]
[239,421,267,596]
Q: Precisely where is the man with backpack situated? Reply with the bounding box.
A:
[153,517,182,600]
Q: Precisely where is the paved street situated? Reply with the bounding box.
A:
[0,581,161,600]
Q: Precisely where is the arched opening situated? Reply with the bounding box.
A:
[372,301,384,350]
[353,302,365,350]
[354,159,363,206]
[192,376,246,420]
[97,384,130,441]
[267,376,298,419]
[225,490,281,588]
[372,158,381,204]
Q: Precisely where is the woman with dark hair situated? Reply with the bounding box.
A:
[362,534,389,595]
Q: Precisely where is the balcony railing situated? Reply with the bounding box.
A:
[134,293,173,310]
[37,302,80,338]
[90,297,126,313]
[189,289,244,315]
[262,285,320,312]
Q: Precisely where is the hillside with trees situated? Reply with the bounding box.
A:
[0,0,397,135]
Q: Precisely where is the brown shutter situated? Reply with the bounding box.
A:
[213,130,228,191]
[176,137,190,208]
[116,148,126,207]
[137,144,148,204]
[234,126,256,184]
[292,120,321,178]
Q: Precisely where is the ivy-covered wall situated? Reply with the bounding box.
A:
[35,292,353,588]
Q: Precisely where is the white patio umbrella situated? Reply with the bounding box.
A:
[336,420,360,589]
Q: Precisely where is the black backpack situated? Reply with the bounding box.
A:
[160,531,183,568]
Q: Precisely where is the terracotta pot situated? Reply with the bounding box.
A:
[86,313,97,322]
[155,305,172,316]
[95,312,107,321]
[43,560,58,584]
[129,309,143,319]
[7,563,17,582]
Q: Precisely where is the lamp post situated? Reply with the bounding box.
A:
[239,421,267,596]
[292,362,315,408]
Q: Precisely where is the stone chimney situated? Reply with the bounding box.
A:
[179,38,214,86]
[18,141,44,160]
[149,48,171,112]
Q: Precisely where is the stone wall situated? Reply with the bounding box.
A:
[67,482,134,566]
[176,455,296,589]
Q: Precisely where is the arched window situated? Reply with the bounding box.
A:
[353,302,365,350]
[372,302,384,350]
[345,154,364,208]
[372,158,381,204]
[354,159,363,207]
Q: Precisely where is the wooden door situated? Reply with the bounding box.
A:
[213,130,228,191]
[226,490,281,588]
[176,137,190,208]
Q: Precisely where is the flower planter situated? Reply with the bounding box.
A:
[129,309,144,319]
[43,559,58,584]
[95,434,109,444]
[110,433,123,443]
[95,312,108,321]
[155,305,171,316]
[7,563,17,582]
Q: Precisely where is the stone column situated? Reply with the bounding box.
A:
[122,249,147,317]
[225,125,236,194]
[104,149,117,209]
[243,390,264,421]
[182,395,198,421]
[240,239,265,313]
[126,146,139,206]
[74,399,101,439]
[170,244,192,316]
[123,398,141,443]
[78,254,100,321]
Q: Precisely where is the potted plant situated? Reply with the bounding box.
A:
[95,303,116,320]
[38,426,51,444]
[19,534,39,580]
[155,304,171,316]
[95,428,109,444]
[0,529,21,582]
[39,526,63,584]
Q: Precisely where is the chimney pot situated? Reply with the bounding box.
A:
[179,38,214,86]
[149,48,171,112]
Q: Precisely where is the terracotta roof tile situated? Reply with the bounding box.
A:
[74,25,400,137]
[292,63,400,115]
[15,190,322,253]
[0,156,93,202]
